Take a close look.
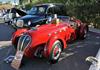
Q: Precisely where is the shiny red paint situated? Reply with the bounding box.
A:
[12,20,87,59]
[12,28,28,45]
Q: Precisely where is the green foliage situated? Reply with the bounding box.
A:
[65,0,100,28]
[21,0,100,28]
[25,3,33,10]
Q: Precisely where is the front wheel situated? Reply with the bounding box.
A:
[13,37,19,50]
[49,40,62,64]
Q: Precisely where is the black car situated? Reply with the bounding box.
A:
[15,3,69,28]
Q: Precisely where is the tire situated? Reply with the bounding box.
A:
[49,40,62,64]
[69,33,75,43]
[34,46,44,58]
[80,29,87,39]
[13,37,19,50]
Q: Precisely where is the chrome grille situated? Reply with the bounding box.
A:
[17,35,31,51]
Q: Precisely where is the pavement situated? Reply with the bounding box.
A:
[0,41,11,48]
[89,28,100,34]
[0,24,100,70]
[0,24,15,41]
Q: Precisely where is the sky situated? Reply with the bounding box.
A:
[0,0,19,4]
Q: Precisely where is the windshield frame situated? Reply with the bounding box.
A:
[27,5,48,15]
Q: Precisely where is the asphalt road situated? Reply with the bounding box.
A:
[0,24,100,70]
[0,24,15,41]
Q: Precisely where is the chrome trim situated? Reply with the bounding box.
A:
[17,35,31,51]
[16,20,24,27]
[20,35,28,51]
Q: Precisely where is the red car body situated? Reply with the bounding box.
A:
[12,18,87,63]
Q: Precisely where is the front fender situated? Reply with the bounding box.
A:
[43,35,66,58]
[12,28,28,44]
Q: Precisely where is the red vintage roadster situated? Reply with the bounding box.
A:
[11,15,88,64]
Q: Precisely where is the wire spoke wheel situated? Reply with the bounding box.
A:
[49,40,62,64]
[81,29,87,39]
[83,29,87,38]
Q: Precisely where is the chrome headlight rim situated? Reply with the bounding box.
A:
[16,20,24,27]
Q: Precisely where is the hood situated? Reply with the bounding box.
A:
[19,15,45,25]
[20,15,40,20]
[28,24,57,36]
[26,24,56,46]
[28,22,69,36]
[11,8,27,16]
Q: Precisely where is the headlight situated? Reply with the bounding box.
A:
[16,20,24,27]
[28,21,31,25]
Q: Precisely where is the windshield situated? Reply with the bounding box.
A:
[28,6,46,15]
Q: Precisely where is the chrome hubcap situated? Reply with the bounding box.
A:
[52,45,61,60]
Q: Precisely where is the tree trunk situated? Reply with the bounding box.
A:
[28,0,32,3]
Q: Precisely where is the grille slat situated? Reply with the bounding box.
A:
[17,35,31,51]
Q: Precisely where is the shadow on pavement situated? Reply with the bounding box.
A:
[0,24,15,41]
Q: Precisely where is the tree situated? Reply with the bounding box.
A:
[24,0,100,27]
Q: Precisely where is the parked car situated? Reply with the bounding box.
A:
[11,15,88,65]
[15,3,68,28]
[0,8,26,24]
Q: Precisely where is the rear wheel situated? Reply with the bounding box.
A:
[49,40,62,64]
[80,29,87,39]
[69,33,75,43]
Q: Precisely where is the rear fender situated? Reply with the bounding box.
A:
[80,24,87,34]
[43,35,66,58]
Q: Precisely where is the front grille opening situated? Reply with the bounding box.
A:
[17,35,31,51]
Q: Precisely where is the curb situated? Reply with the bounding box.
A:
[0,41,12,48]
[88,28,100,70]
[88,49,100,70]
[89,28,100,34]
